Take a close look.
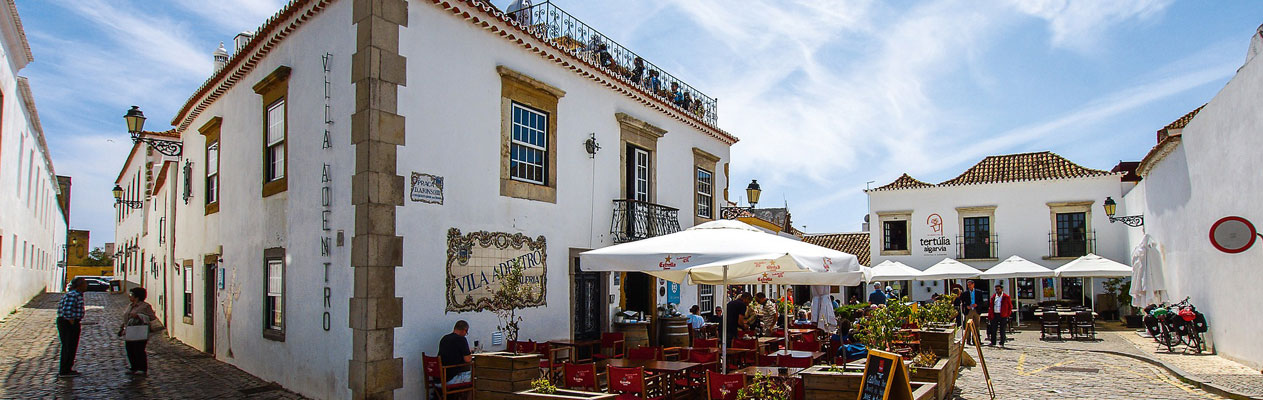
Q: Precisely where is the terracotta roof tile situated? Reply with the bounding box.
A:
[869,174,933,192]
[803,233,870,266]
[937,151,1112,187]
[141,129,180,139]
[1162,104,1205,132]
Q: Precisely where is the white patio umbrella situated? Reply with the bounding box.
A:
[865,260,922,282]
[1054,253,1132,313]
[979,255,1053,279]
[916,258,982,280]
[580,219,862,372]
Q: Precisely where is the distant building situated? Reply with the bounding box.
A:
[0,0,67,315]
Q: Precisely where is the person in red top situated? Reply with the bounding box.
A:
[988,284,1013,347]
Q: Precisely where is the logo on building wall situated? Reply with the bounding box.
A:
[927,213,943,236]
[921,213,949,255]
[446,228,547,312]
[410,172,444,204]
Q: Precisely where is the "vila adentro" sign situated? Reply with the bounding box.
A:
[445,228,547,312]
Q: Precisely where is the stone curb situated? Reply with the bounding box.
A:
[1010,342,1263,400]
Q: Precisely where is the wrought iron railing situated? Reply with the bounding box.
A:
[956,234,998,260]
[611,199,680,243]
[507,1,718,125]
[718,206,753,220]
[1048,231,1095,258]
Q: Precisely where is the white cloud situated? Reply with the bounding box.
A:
[172,0,287,34]
[1007,0,1173,53]
[52,0,209,76]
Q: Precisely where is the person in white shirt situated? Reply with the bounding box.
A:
[686,305,706,330]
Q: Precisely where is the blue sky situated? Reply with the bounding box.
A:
[16,0,1263,247]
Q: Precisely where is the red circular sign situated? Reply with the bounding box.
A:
[1209,216,1257,254]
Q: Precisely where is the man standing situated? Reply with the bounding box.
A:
[868,283,887,306]
[962,281,985,344]
[988,285,1013,347]
[755,293,778,335]
[57,278,87,378]
[724,293,751,346]
[438,320,474,385]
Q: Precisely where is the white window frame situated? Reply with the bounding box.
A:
[633,148,650,202]
[509,102,548,185]
[265,99,286,182]
[696,168,713,219]
[698,285,714,313]
[877,211,913,256]
[206,141,219,204]
[183,266,194,318]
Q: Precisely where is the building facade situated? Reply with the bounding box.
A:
[865,152,1135,310]
[115,0,734,398]
[0,0,67,316]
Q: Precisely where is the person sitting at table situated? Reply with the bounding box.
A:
[707,306,723,324]
[868,283,887,306]
[988,284,1013,347]
[848,295,860,305]
[686,305,706,330]
[438,320,473,385]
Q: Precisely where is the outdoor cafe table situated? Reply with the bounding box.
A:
[756,337,784,353]
[596,359,701,396]
[767,349,826,362]
[679,346,750,359]
[548,339,602,362]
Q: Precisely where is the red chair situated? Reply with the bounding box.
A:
[789,340,819,352]
[674,350,719,391]
[562,362,604,392]
[628,346,664,361]
[608,366,663,399]
[730,338,758,366]
[593,332,626,360]
[777,354,812,368]
[421,353,473,399]
[705,370,746,400]
[737,330,757,339]
[756,353,777,367]
[537,342,570,382]
[508,340,537,353]
[694,337,719,348]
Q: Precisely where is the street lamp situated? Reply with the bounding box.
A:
[720,179,764,219]
[1103,196,1143,227]
[113,184,144,209]
[124,106,182,156]
[746,179,762,208]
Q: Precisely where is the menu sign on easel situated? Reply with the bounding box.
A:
[858,349,913,400]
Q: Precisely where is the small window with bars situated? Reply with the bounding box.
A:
[509,102,548,185]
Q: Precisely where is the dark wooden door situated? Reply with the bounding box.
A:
[573,255,602,341]
[204,263,217,354]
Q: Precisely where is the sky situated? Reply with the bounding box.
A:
[15,0,1263,248]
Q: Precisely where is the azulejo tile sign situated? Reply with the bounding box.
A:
[446,228,547,312]
[409,172,444,204]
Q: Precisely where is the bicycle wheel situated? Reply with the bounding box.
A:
[1157,325,1179,352]
[1186,332,1204,353]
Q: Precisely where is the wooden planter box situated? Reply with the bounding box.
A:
[800,365,937,400]
[916,325,958,358]
[516,388,618,399]
[909,354,959,400]
[474,352,541,400]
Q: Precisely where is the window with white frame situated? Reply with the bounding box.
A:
[206,141,219,204]
[263,247,285,340]
[265,100,286,182]
[696,168,713,219]
[509,102,548,184]
[698,285,714,313]
[183,266,194,318]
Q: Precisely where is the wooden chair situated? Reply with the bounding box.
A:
[694,337,720,349]
[1073,311,1096,340]
[421,353,474,400]
[628,346,664,361]
[755,352,777,367]
[674,350,719,393]
[593,332,626,360]
[705,370,747,400]
[562,362,605,392]
[777,354,812,368]
[730,338,758,366]
[536,342,570,383]
[607,366,664,399]
[789,336,819,352]
[1040,312,1063,340]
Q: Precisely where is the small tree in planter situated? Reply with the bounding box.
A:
[854,298,914,352]
[915,293,958,330]
[737,372,792,400]
[491,258,539,352]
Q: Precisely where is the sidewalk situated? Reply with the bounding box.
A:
[0,292,307,399]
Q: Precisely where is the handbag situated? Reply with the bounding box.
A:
[124,325,149,341]
[149,317,166,333]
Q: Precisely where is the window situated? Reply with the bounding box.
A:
[1055,212,1087,257]
[631,147,650,201]
[883,220,908,251]
[962,216,991,259]
[698,285,714,313]
[265,100,286,182]
[509,102,548,184]
[206,141,219,205]
[263,247,285,341]
[1061,277,1083,301]
[696,168,713,219]
[183,266,194,319]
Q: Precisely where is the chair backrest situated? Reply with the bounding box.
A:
[790,340,817,352]
[756,352,777,367]
[1041,312,1060,323]
[509,340,537,353]
[628,346,662,361]
[771,328,785,337]
[602,332,625,348]
[689,349,718,364]
[694,337,719,348]
[421,353,443,383]
[563,363,599,391]
[778,354,812,368]
[1075,311,1093,323]
[706,370,746,400]
[607,366,646,395]
[731,338,757,350]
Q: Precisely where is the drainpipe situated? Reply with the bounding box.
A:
[166,159,179,339]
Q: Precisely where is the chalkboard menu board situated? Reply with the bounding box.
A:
[857,349,912,400]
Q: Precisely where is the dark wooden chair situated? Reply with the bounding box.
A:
[592,332,625,360]
[1073,311,1096,340]
[1040,312,1063,340]
[421,353,473,400]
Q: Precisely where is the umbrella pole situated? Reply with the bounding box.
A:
[783,284,790,355]
[721,266,728,373]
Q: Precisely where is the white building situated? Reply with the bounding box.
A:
[0,0,67,316]
[1122,27,1263,369]
[116,0,734,398]
[865,152,1135,312]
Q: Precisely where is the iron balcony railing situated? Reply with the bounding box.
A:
[1049,231,1096,258]
[956,234,998,260]
[508,1,718,125]
[611,199,681,243]
[718,206,753,220]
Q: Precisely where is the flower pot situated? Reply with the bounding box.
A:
[516,388,618,399]
[909,355,959,400]
[799,366,938,400]
[915,326,959,358]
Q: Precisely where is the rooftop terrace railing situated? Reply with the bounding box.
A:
[508,1,718,125]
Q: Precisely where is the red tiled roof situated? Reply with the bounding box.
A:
[1162,104,1205,132]
[937,151,1112,187]
[141,130,180,139]
[803,233,870,266]
[869,174,933,192]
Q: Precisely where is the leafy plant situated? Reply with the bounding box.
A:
[854,298,915,351]
[491,258,539,351]
[915,293,958,328]
[736,372,791,400]
[530,377,557,394]
[909,350,939,367]
[834,304,870,320]
[1103,278,1133,314]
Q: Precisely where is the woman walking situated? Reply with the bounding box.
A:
[117,287,158,375]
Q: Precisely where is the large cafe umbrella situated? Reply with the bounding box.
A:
[916,258,982,280]
[580,219,862,371]
[1054,253,1132,312]
[981,255,1054,324]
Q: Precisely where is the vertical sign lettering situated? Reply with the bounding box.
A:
[319,52,335,332]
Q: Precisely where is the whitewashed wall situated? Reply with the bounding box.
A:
[867,175,1132,303]
[1124,44,1263,368]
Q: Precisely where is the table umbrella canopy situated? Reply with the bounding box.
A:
[865,260,922,282]
[915,258,982,280]
[1054,253,1133,277]
[979,255,1054,279]
[694,269,866,286]
[579,220,862,284]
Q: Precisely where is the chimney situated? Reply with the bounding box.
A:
[212,42,229,73]
[233,31,254,53]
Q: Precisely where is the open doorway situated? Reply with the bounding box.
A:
[622,272,653,317]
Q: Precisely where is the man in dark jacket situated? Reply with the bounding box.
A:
[961,281,986,344]
[868,283,887,305]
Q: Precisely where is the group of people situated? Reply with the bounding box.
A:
[56,277,161,378]
[955,281,1013,347]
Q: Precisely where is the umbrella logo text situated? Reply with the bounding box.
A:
[659,255,677,270]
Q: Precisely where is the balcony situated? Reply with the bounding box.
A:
[1048,231,1096,259]
[956,234,998,260]
[611,199,680,243]
[508,1,718,125]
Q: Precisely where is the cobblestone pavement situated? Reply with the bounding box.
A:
[952,329,1230,400]
[1116,329,1263,398]
[0,292,307,399]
